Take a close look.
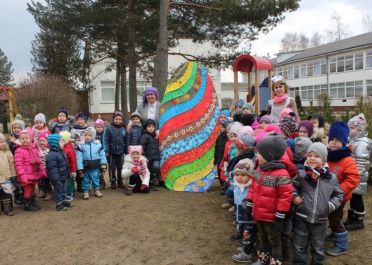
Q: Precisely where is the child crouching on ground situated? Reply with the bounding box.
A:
[122,146,150,195]
[46,134,72,211]
[247,134,293,265]
[0,133,16,216]
[231,158,256,263]
[76,127,107,200]
[292,142,343,265]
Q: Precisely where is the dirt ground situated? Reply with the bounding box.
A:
[0,179,372,265]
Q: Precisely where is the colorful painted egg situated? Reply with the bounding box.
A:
[159,61,220,192]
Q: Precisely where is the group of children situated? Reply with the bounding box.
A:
[0,108,161,214]
[215,102,371,264]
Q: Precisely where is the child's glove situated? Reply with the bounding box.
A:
[273,212,286,230]
[131,166,139,174]
[242,199,253,215]
[140,184,148,192]
[70,172,77,180]
[77,170,84,178]
[100,164,107,174]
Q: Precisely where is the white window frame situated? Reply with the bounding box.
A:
[100,81,116,103]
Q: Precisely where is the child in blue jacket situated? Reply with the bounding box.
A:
[77,127,107,200]
[46,134,72,211]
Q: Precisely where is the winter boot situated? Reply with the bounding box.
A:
[343,209,354,227]
[14,189,24,205]
[325,231,348,256]
[117,176,124,189]
[30,195,41,210]
[111,181,117,189]
[3,201,14,216]
[83,192,90,200]
[252,252,271,265]
[99,174,106,190]
[345,211,365,231]
[269,257,282,265]
[232,249,252,263]
[63,200,73,208]
[24,199,38,212]
[95,189,103,198]
[56,203,67,211]
[125,185,135,196]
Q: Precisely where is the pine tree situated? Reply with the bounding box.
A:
[0,48,15,86]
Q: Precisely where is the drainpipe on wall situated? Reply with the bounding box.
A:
[326,55,330,105]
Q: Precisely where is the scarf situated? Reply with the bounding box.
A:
[273,93,289,104]
[304,162,331,187]
[259,160,286,171]
[133,159,146,176]
[327,146,352,162]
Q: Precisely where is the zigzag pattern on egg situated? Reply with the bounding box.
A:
[159,61,220,192]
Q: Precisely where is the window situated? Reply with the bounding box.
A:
[101,81,115,102]
[367,80,372,97]
[330,58,336,73]
[307,85,314,99]
[345,55,353,71]
[307,62,313,76]
[287,66,294,79]
[289,87,300,98]
[321,59,327,74]
[294,65,299,78]
[337,56,345,72]
[300,64,307,77]
[346,81,354,98]
[321,84,328,95]
[301,86,308,99]
[355,81,363,97]
[367,50,372,68]
[330,83,337,98]
[355,53,364,70]
[337,83,345,98]
[282,66,288,79]
[313,61,321,76]
[314,85,321,99]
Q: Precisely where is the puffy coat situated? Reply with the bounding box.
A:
[63,142,77,173]
[140,131,160,161]
[51,120,73,134]
[0,143,16,182]
[247,160,293,222]
[14,143,46,185]
[121,154,150,186]
[293,167,343,223]
[76,141,107,170]
[103,124,127,155]
[127,124,143,146]
[32,127,50,144]
[328,154,360,202]
[71,125,88,147]
[349,132,372,195]
[219,140,232,182]
[46,149,70,182]
[214,131,228,166]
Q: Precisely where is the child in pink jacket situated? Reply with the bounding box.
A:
[14,128,47,211]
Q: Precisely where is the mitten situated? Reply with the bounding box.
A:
[131,166,139,174]
[273,212,286,230]
[70,172,77,180]
[100,164,107,174]
[140,184,148,192]
[77,170,84,178]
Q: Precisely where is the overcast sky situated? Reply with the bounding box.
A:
[0,0,371,84]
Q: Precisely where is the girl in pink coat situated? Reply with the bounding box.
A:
[14,128,47,211]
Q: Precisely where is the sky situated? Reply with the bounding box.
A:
[0,0,372,84]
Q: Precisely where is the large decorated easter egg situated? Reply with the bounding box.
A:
[159,61,220,192]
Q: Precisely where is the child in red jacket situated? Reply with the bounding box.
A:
[60,131,77,202]
[247,134,293,265]
[326,121,360,256]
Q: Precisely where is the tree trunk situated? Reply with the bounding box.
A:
[120,61,128,124]
[114,54,121,111]
[152,0,170,96]
[128,0,137,113]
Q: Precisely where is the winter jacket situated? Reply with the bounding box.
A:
[267,96,299,124]
[14,143,46,185]
[103,124,127,155]
[247,159,293,222]
[63,142,77,173]
[76,140,107,171]
[214,131,228,166]
[32,127,50,144]
[140,131,160,161]
[136,102,161,127]
[328,148,360,202]
[96,131,104,144]
[51,120,73,134]
[127,124,143,146]
[46,149,70,182]
[349,132,371,195]
[0,143,16,182]
[293,166,343,223]
[219,140,232,182]
[39,147,49,169]
[234,182,253,224]
[121,154,150,186]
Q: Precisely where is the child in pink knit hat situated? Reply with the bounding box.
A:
[95,119,105,144]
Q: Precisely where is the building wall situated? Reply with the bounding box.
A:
[89,39,222,116]
[274,46,372,109]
